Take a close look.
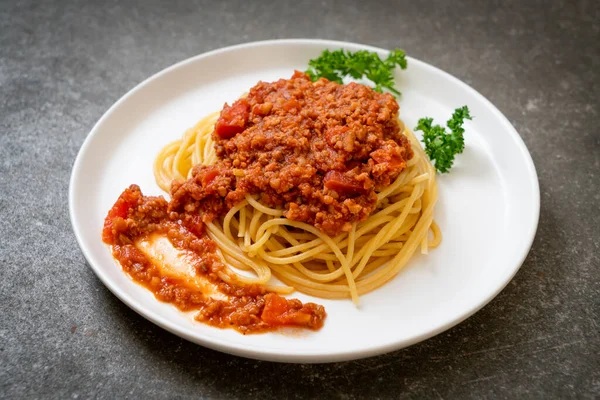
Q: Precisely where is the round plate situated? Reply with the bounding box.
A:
[69,39,539,363]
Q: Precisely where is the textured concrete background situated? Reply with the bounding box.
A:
[1,0,599,398]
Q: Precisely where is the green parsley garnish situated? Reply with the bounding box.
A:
[306,49,408,96]
[415,106,473,173]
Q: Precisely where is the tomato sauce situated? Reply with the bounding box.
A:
[170,71,412,236]
[102,185,326,334]
[103,73,413,332]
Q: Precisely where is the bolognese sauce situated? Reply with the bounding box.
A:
[103,72,413,332]
[170,71,412,236]
[103,185,325,333]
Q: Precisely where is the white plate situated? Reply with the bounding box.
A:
[69,39,539,363]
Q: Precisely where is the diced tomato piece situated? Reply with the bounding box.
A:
[282,98,299,112]
[214,99,250,139]
[200,166,219,187]
[102,185,141,243]
[324,125,348,147]
[261,293,312,327]
[261,293,289,325]
[370,143,406,170]
[323,171,366,195]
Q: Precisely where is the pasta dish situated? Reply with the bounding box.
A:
[102,71,440,333]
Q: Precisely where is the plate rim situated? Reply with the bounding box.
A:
[69,38,540,363]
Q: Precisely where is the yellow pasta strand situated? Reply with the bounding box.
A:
[154,114,441,300]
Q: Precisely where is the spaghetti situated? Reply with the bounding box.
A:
[153,110,440,305]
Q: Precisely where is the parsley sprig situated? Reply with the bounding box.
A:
[306,49,408,96]
[415,106,473,173]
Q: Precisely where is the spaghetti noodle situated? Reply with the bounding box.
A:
[153,110,440,305]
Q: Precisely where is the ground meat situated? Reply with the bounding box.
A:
[170,71,413,236]
[103,185,326,333]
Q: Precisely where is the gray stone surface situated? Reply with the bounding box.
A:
[1,0,599,398]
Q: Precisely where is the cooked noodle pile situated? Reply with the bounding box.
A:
[154,112,440,304]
